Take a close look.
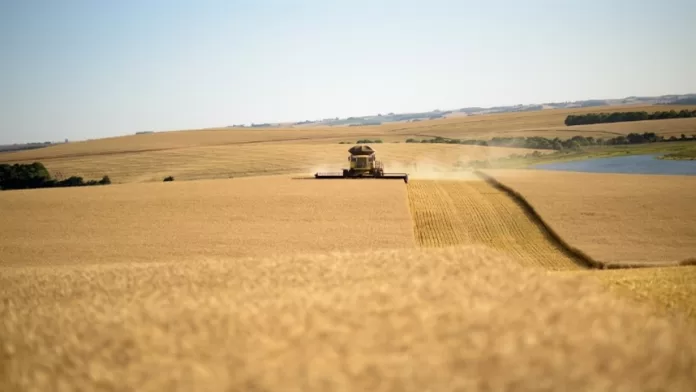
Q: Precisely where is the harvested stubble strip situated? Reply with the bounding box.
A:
[407,179,584,270]
[2,246,695,392]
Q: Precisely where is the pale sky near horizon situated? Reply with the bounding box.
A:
[1,0,695,144]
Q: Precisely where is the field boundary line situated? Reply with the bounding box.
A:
[475,170,696,270]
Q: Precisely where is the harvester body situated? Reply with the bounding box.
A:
[314,145,408,183]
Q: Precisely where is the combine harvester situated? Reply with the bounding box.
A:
[315,145,409,183]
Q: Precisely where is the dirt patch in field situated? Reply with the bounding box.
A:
[2,246,695,392]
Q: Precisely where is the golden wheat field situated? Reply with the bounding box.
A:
[481,169,696,266]
[369,104,696,140]
[407,179,582,270]
[428,117,696,141]
[0,176,414,266]
[3,246,696,392]
[3,104,695,163]
[2,143,535,184]
[401,175,696,320]
[568,117,696,138]
[561,266,696,320]
[387,113,696,141]
[3,106,696,391]
[3,104,695,184]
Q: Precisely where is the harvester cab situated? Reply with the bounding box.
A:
[314,145,409,183]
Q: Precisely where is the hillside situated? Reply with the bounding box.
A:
[4,104,696,163]
[3,100,696,391]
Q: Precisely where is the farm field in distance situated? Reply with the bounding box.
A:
[2,105,696,391]
[0,143,538,184]
[3,104,695,159]
[3,104,696,184]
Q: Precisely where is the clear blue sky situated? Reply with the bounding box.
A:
[1,0,695,144]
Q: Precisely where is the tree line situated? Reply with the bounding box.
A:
[0,162,111,191]
[338,139,384,144]
[406,133,696,151]
[565,109,696,126]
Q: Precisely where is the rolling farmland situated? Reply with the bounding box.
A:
[4,0,696,387]
[372,104,696,140]
[480,169,696,266]
[403,116,696,141]
[3,104,696,184]
[1,143,536,184]
[3,105,696,391]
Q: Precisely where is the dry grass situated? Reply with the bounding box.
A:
[481,169,696,266]
[3,246,696,392]
[0,176,414,266]
[560,266,696,320]
[2,143,532,184]
[407,179,582,270]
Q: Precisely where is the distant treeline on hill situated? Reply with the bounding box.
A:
[0,142,53,153]
[0,162,111,191]
[349,122,382,127]
[406,133,696,151]
[565,109,696,126]
[338,139,383,144]
[666,97,696,105]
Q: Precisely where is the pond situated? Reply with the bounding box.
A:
[531,154,696,176]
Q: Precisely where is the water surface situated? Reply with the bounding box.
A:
[532,154,696,176]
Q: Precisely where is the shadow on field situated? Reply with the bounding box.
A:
[290,175,409,182]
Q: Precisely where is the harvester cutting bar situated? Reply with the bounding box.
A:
[381,173,410,182]
[314,172,409,183]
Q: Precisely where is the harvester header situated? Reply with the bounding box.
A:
[314,145,409,183]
